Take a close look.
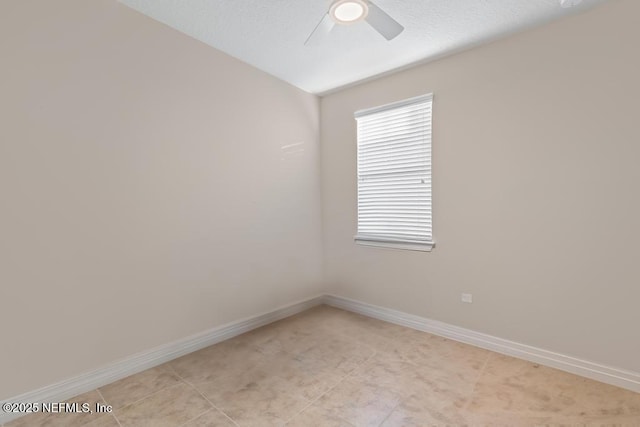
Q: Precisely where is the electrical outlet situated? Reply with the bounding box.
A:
[461,293,473,303]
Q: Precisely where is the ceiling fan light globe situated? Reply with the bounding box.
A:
[560,0,583,8]
[330,0,369,24]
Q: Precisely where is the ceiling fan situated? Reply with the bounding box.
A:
[305,0,404,45]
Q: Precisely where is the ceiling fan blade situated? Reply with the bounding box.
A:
[305,13,335,46]
[365,1,404,41]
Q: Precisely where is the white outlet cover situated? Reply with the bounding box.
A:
[462,293,473,303]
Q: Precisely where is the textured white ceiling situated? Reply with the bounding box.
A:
[118,0,608,94]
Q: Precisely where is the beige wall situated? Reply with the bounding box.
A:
[0,0,323,398]
[321,0,640,373]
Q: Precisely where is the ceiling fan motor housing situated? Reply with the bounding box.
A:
[329,0,369,24]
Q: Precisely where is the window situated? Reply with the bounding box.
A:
[354,93,434,251]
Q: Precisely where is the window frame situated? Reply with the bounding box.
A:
[354,93,434,252]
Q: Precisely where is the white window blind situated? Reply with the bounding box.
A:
[354,93,433,251]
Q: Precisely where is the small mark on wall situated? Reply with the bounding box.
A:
[281,141,305,161]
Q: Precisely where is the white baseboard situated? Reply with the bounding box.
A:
[3,293,639,424]
[0,295,325,424]
[324,294,640,394]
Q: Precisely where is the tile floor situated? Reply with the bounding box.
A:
[6,305,640,426]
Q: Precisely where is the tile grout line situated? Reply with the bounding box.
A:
[358,346,408,427]
[376,401,402,427]
[462,351,493,414]
[283,349,379,425]
[95,389,123,427]
[175,408,214,427]
[106,369,225,427]
[231,317,379,425]
[322,350,379,426]
[170,307,380,425]
[277,321,405,424]
[111,414,124,427]
[166,343,332,426]
[180,380,240,427]
[162,364,216,426]
[166,363,240,427]
[281,374,350,426]
[174,315,385,425]
[108,382,186,414]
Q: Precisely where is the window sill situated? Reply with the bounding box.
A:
[354,235,435,252]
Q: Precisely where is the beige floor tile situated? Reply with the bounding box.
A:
[384,329,490,390]
[316,375,403,426]
[6,390,108,427]
[248,306,386,358]
[285,406,355,426]
[467,413,640,426]
[209,388,306,426]
[98,365,182,409]
[381,393,471,426]
[114,383,211,427]
[8,306,640,427]
[349,353,423,395]
[193,364,309,426]
[350,351,472,410]
[568,415,640,426]
[83,415,121,427]
[266,353,345,401]
[296,334,375,376]
[466,412,559,426]
[468,353,640,420]
[181,409,236,426]
[246,325,321,356]
[285,305,350,330]
[572,376,640,418]
[344,352,473,425]
[192,363,286,400]
[240,313,330,356]
[169,338,269,383]
[326,313,406,352]
[270,306,388,347]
